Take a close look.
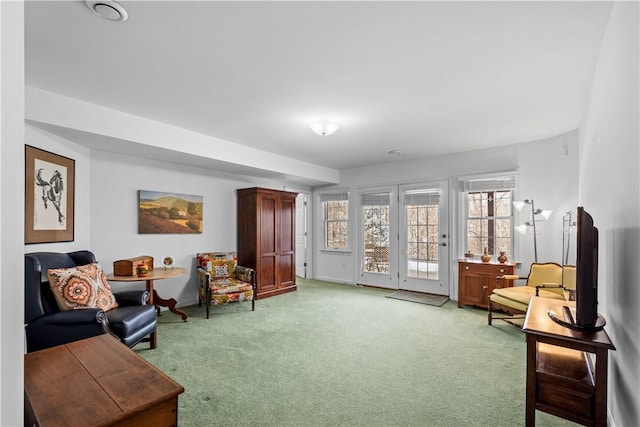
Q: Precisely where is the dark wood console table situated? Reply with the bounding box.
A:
[522,297,615,426]
[25,334,184,426]
[107,267,188,322]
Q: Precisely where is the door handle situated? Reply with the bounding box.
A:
[440,242,447,247]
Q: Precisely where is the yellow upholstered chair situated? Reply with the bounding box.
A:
[488,262,564,326]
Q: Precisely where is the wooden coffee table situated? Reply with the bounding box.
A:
[24,334,185,426]
[107,267,189,321]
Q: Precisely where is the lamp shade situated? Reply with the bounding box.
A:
[513,201,526,211]
[514,224,529,235]
[310,120,339,136]
[538,209,553,220]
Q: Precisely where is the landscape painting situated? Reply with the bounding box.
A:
[138,190,203,234]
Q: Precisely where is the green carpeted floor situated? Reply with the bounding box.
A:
[135,278,577,427]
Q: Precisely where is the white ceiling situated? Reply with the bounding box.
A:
[25,1,613,171]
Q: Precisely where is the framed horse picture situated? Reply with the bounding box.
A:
[25,145,75,244]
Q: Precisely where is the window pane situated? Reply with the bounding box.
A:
[495,219,511,238]
[494,191,512,217]
[464,189,513,256]
[324,200,348,249]
[495,238,510,255]
[467,193,483,218]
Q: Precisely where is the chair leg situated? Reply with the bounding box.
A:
[488,301,493,326]
[150,330,157,349]
[205,284,210,319]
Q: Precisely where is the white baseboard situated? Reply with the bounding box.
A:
[312,275,356,285]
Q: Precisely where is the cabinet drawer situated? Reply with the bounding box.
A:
[460,263,512,275]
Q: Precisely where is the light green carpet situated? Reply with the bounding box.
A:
[135,278,576,427]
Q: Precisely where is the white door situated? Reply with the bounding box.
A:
[295,193,308,278]
[399,181,450,295]
[358,188,398,289]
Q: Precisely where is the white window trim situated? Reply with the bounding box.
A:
[458,171,518,259]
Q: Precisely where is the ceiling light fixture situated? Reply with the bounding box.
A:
[86,0,128,22]
[388,150,401,156]
[310,120,339,136]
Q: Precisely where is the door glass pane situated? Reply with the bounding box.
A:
[406,203,438,279]
[363,196,390,274]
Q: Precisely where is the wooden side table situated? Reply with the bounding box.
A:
[25,334,184,426]
[522,297,615,427]
[108,267,188,322]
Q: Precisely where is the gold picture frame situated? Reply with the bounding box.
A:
[25,145,75,244]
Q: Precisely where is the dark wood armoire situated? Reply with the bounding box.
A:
[236,187,297,299]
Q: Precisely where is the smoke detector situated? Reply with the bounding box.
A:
[86,1,128,22]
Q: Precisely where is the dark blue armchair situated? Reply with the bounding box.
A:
[25,250,157,352]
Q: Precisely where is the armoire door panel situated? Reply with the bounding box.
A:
[279,198,295,253]
[279,253,295,285]
[259,198,276,253]
[259,256,277,292]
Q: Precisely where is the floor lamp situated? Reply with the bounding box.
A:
[513,199,552,263]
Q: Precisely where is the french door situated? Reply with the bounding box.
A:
[358,181,449,295]
[399,182,449,295]
[359,187,398,289]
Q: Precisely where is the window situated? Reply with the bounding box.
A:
[460,174,516,257]
[405,190,440,279]
[361,192,391,273]
[321,192,349,250]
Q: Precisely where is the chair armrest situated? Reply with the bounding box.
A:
[113,290,150,306]
[234,265,255,285]
[495,275,523,288]
[42,308,104,325]
[197,268,210,283]
[535,283,563,296]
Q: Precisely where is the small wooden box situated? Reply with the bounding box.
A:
[113,256,154,276]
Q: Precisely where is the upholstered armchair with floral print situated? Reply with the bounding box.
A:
[196,252,255,318]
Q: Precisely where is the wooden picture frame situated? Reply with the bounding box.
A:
[25,145,75,244]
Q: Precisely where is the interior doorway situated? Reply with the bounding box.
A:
[295,193,309,278]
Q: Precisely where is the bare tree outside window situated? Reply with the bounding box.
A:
[324,200,348,249]
[466,190,512,256]
[406,204,439,279]
[363,203,390,273]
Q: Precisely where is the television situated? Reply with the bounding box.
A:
[548,206,606,331]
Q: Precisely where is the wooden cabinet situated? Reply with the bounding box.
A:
[237,187,297,299]
[458,260,515,308]
[523,297,615,427]
[25,335,184,427]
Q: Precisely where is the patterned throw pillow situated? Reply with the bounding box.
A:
[48,263,119,311]
[210,259,235,278]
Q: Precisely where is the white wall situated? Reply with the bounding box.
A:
[312,131,579,300]
[0,1,25,424]
[578,2,639,426]
[89,149,307,306]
